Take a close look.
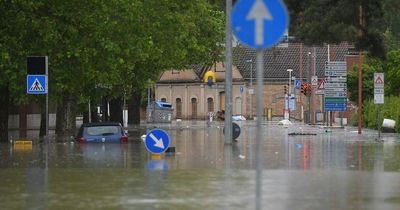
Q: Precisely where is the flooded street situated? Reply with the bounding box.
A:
[1,120,400,210]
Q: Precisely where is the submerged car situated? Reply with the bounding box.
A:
[77,122,128,143]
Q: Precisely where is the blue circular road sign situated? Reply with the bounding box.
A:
[145,129,170,154]
[232,0,289,49]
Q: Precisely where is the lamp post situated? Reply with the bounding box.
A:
[246,59,253,119]
[287,69,293,120]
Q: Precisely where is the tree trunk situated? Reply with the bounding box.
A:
[91,106,100,123]
[0,83,9,142]
[101,97,109,122]
[55,95,77,136]
[128,90,141,125]
[85,100,100,123]
[82,111,89,124]
[109,98,123,125]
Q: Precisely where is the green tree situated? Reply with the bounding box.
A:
[385,50,400,96]
[0,0,225,141]
[347,56,379,103]
[288,0,386,58]
[0,0,35,141]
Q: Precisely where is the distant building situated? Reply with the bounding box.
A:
[155,42,357,122]
[156,62,245,120]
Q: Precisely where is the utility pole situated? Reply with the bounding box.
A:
[358,5,363,134]
[306,48,311,124]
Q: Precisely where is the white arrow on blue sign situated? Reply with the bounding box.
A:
[145,129,170,154]
[232,0,289,49]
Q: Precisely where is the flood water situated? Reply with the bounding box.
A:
[1,120,400,210]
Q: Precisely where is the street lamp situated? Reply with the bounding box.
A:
[246,59,253,119]
[287,69,293,120]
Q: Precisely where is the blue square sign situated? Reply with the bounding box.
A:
[27,75,47,94]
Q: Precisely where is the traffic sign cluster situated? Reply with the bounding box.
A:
[324,61,347,112]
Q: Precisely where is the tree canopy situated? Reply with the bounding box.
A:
[0,0,225,140]
[287,0,386,58]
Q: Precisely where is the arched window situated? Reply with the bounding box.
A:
[191,98,197,119]
[161,98,167,102]
[207,97,214,112]
[176,98,182,119]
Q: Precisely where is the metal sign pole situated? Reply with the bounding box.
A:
[224,0,233,144]
[231,1,289,208]
[378,105,381,139]
[255,49,264,210]
[45,56,49,140]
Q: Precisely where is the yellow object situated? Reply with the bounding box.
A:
[203,70,216,83]
[14,140,33,151]
[267,108,272,121]
[14,140,32,145]
[151,154,162,160]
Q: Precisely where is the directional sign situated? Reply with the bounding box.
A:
[232,0,289,49]
[325,71,347,77]
[295,79,300,89]
[145,129,170,154]
[325,92,347,98]
[325,83,346,88]
[27,75,47,94]
[326,77,347,83]
[325,62,347,71]
[324,98,347,112]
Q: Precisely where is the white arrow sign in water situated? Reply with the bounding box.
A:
[246,0,273,46]
[149,133,165,149]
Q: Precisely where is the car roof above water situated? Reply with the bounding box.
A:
[80,122,122,127]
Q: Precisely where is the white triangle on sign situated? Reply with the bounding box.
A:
[29,78,45,92]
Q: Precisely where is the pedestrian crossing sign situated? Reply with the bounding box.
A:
[27,75,47,94]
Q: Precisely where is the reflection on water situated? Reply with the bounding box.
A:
[1,121,400,209]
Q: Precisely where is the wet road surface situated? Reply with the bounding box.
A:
[1,120,400,210]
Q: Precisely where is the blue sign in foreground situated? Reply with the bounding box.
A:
[145,129,170,154]
[232,0,289,49]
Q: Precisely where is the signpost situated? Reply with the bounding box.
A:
[145,129,170,154]
[232,1,289,209]
[232,0,289,49]
[374,73,384,139]
[324,61,347,112]
[374,73,384,104]
[295,79,300,90]
[27,56,48,138]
